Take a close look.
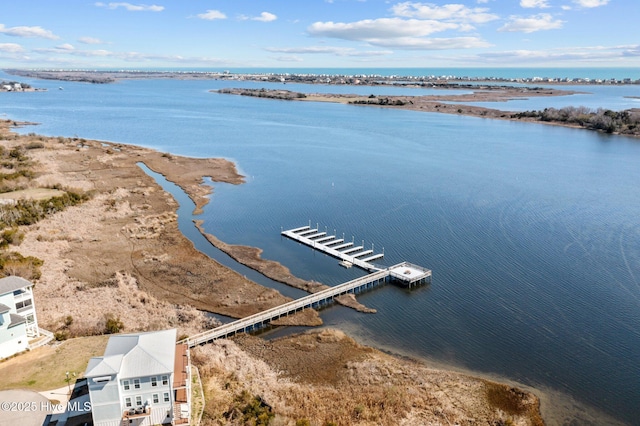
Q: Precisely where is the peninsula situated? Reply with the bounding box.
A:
[0,120,547,425]
[218,87,640,138]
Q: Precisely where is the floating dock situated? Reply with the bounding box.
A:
[281,225,386,272]
[180,224,432,347]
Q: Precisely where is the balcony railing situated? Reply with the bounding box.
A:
[122,406,151,419]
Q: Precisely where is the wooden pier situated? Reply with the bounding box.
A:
[182,262,431,347]
[183,268,388,347]
[180,225,432,348]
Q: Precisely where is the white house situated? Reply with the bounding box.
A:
[85,329,191,426]
[0,276,40,359]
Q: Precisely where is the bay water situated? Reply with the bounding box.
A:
[1,71,639,425]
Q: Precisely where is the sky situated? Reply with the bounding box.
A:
[0,0,638,69]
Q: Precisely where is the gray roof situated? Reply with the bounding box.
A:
[0,276,33,296]
[85,329,176,380]
[0,303,10,314]
[8,313,26,328]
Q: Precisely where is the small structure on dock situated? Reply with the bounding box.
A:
[281,224,431,287]
[179,224,432,347]
[388,262,432,287]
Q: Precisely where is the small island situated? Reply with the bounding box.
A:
[217,87,640,138]
[0,81,43,92]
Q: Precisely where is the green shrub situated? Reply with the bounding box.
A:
[0,252,43,280]
[0,228,24,247]
[224,391,274,426]
[104,314,124,334]
[25,142,44,150]
[54,330,69,341]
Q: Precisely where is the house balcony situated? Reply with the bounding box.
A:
[13,290,32,302]
[173,401,189,425]
[123,405,151,420]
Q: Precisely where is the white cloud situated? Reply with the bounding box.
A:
[197,10,227,20]
[56,43,75,51]
[364,36,491,50]
[472,44,640,64]
[0,43,24,53]
[308,11,496,51]
[390,2,499,24]
[266,46,392,57]
[520,0,550,7]
[78,37,105,44]
[498,14,564,33]
[573,0,609,7]
[0,24,59,39]
[30,45,234,65]
[95,2,164,12]
[240,12,277,22]
[308,18,459,40]
[272,55,304,62]
[34,46,112,57]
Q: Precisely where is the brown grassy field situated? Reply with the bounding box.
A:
[0,335,109,391]
[193,330,544,426]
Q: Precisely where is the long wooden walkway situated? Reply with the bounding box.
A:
[183,268,390,347]
[183,262,430,347]
[181,225,432,348]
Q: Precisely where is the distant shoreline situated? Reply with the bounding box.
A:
[5,68,640,86]
[217,87,640,138]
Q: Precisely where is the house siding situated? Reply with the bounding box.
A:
[0,277,40,359]
[88,376,122,426]
[0,321,28,358]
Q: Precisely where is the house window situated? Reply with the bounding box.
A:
[163,392,170,403]
[152,394,159,404]
[125,397,132,408]
[123,380,130,390]
[133,379,140,389]
[151,376,157,387]
[15,299,32,310]
[161,375,168,386]
[135,396,142,407]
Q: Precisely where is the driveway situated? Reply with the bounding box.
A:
[0,389,54,426]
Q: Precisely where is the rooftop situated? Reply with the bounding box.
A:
[0,276,33,295]
[85,329,177,379]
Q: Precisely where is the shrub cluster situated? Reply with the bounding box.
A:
[351,97,406,106]
[219,88,306,100]
[0,251,43,280]
[224,391,274,426]
[512,106,640,135]
[0,191,90,229]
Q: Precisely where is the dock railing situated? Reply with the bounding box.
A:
[182,269,390,347]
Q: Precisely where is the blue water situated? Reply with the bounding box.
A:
[1,71,640,425]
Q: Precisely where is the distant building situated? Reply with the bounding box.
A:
[0,276,40,359]
[85,329,191,426]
